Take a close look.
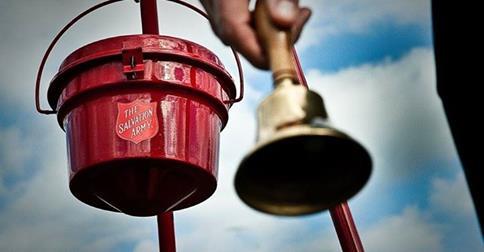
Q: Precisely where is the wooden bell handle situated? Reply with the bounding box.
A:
[255,0,298,84]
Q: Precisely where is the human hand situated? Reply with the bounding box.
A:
[200,0,311,69]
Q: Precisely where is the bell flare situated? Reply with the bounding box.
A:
[234,125,372,216]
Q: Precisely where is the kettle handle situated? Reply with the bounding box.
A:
[35,0,245,115]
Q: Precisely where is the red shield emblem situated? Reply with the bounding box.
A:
[116,100,159,144]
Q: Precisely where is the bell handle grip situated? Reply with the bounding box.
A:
[254,0,298,84]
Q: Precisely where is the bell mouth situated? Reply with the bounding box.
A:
[234,126,372,216]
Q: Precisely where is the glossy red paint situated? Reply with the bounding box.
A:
[48,34,235,216]
[330,202,365,252]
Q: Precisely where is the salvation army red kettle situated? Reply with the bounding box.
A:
[35,0,243,217]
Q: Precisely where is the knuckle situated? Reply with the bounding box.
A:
[216,21,237,45]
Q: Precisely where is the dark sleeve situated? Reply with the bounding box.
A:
[432,0,482,232]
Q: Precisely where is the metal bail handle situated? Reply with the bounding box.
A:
[35,0,122,115]
[35,0,245,115]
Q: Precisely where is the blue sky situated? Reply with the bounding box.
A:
[0,0,482,251]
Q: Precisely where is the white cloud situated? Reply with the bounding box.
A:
[361,206,443,252]
[133,240,157,252]
[0,127,33,175]
[306,48,457,184]
[0,117,158,252]
[298,206,444,252]
[297,0,431,50]
[178,205,444,252]
[0,125,43,197]
[430,172,475,218]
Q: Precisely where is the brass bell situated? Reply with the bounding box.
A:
[234,80,372,216]
[234,0,372,216]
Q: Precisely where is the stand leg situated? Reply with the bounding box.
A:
[329,202,364,252]
[138,2,175,251]
[157,212,176,252]
[140,0,159,34]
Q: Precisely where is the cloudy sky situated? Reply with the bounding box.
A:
[0,0,482,251]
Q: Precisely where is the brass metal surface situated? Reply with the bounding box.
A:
[235,82,372,216]
[234,0,372,216]
[257,79,327,142]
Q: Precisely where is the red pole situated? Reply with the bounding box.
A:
[329,202,365,252]
[139,0,159,34]
[138,1,175,251]
[291,48,365,252]
[157,212,177,252]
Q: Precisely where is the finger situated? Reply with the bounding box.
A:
[214,2,269,68]
[221,23,269,69]
[291,7,311,43]
[199,0,213,16]
[266,0,298,29]
[201,0,269,69]
[208,0,250,37]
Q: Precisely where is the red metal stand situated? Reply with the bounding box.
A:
[140,0,159,34]
[139,1,176,251]
[157,213,177,252]
[330,202,364,252]
[292,48,365,252]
